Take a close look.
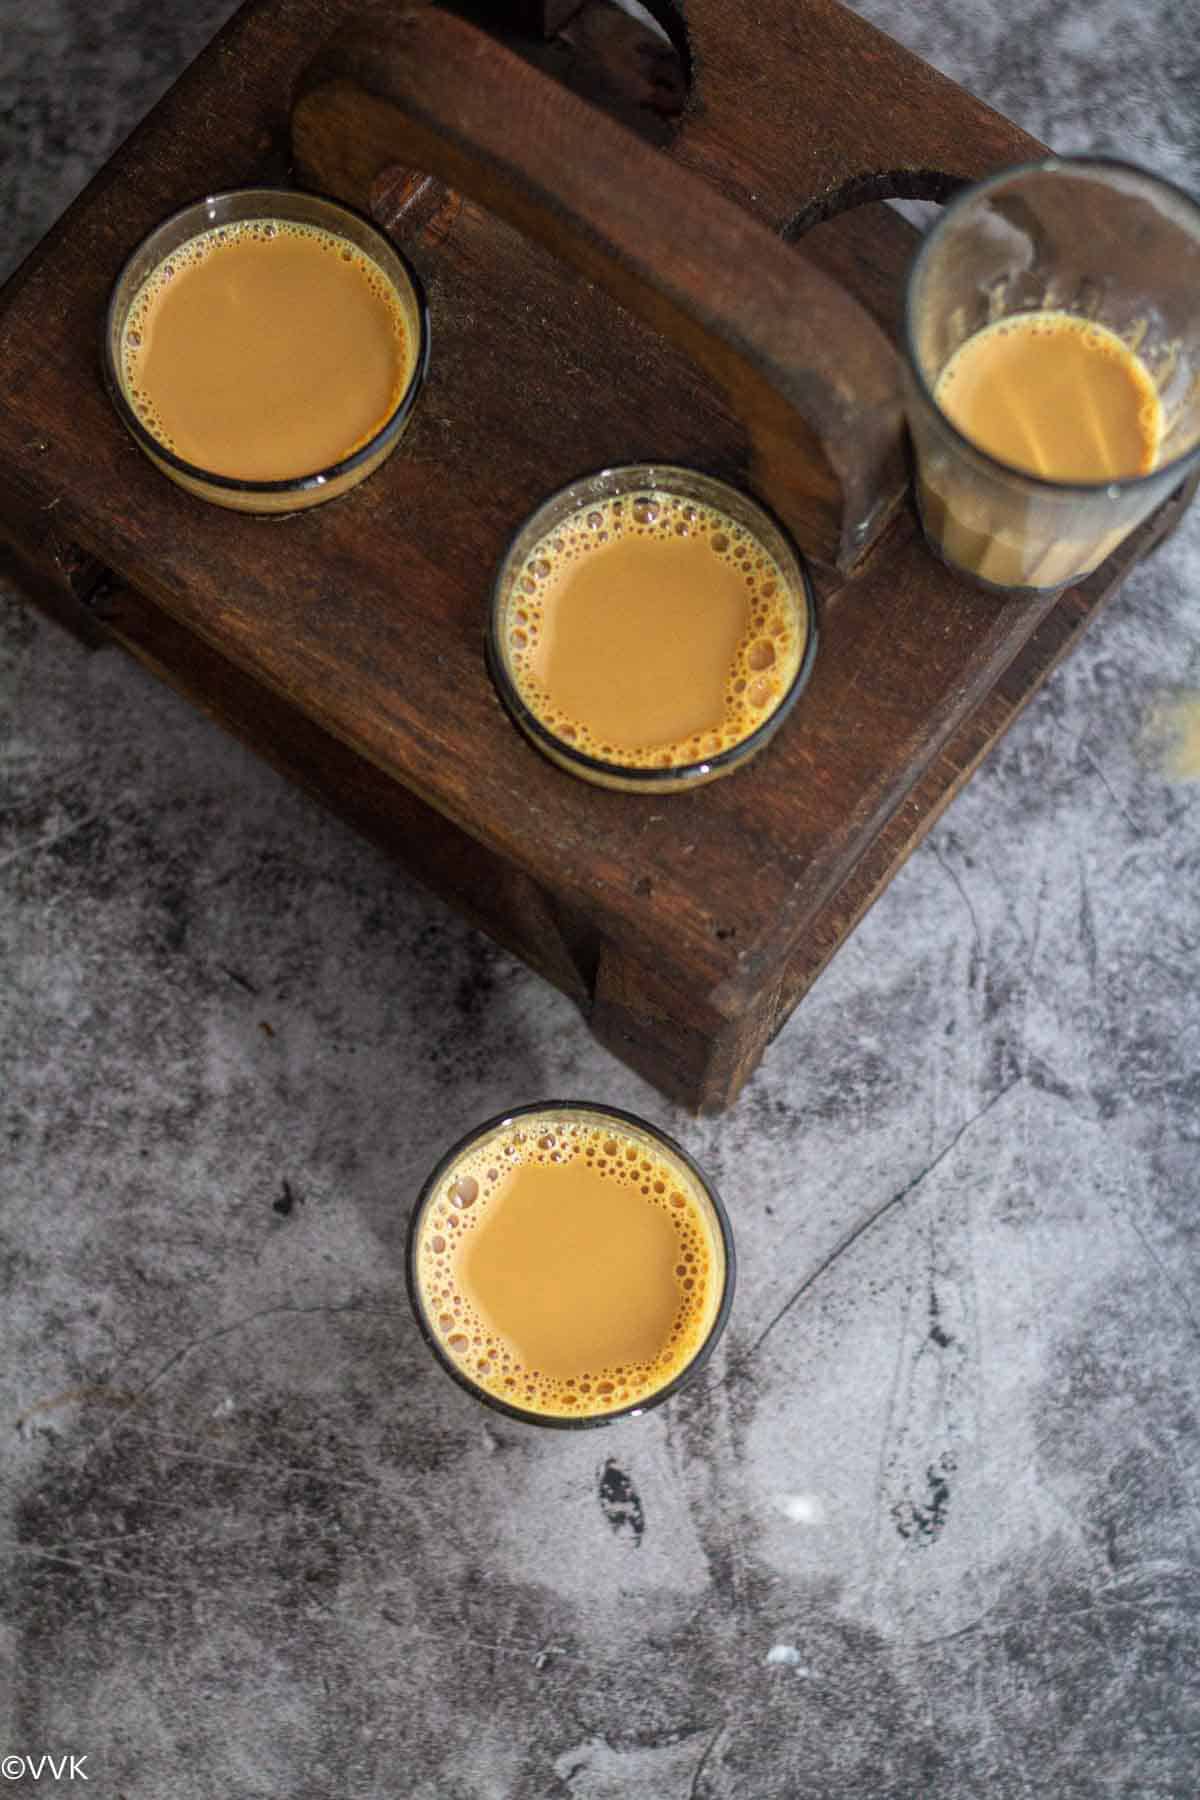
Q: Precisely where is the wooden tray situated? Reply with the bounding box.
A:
[1,0,1190,1109]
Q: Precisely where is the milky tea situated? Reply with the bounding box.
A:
[408,1106,732,1423]
[903,157,1200,593]
[108,194,425,510]
[919,309,1163,586]
[491,471,813,790]
[934,311,1161,484]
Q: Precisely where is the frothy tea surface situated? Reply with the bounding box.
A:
[412,1111,725,1419]
[502,490,806,768]
[120,220,415,481]
[934,310,1162,482]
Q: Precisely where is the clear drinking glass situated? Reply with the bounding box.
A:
[407,1101,736,1429]
[104,187,429,514]
[903,158,1200,592]
[487,464,817,794]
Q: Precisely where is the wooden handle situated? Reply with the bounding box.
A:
[291,6,907,572]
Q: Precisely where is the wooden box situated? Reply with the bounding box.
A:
[1,0,1190,1108]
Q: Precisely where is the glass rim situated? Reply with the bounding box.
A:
[486,463,818,787]
[405,1098,737,1431]
[902,153,1200,499]
[102,185,431,497]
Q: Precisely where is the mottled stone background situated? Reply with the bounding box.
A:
[2,3,1197,1796]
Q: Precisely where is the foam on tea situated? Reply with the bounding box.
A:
[501,489,807,769]
[120,218,416,481]
[411,1111,726,1419]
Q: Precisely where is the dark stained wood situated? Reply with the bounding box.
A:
[672,0,1045,231]
[0,539,109,652]
[0,481,112,650]
[502,0,585,36]
[291,6,908,573]
[0,0,1185,1109]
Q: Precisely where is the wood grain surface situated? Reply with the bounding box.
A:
[292,6,908,573]
[0,0,1177,1107]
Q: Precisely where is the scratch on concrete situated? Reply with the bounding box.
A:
[738,1077,1023,1367]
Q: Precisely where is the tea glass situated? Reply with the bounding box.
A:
[903,157,1200,592]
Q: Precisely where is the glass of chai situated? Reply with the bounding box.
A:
[903,158,1200,592]
[487,465,817,792]
[407,1102,735,1426]
[104,188,429,513]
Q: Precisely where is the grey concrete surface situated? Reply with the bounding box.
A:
[2,3,1198,1796]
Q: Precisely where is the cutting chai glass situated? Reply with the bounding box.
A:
[406,1101,736,1429]
[104,187,429,514]
[902,157,1200,593]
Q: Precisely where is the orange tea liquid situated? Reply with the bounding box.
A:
[502,490,807,769]
[934,310,1161,481]
[120,219,415,480]
[922,310,1163,586]
[412,1112,725,1419]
